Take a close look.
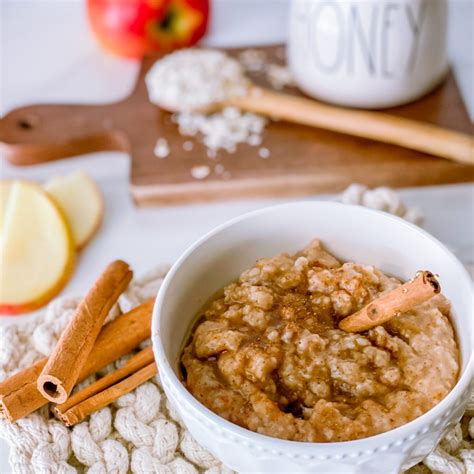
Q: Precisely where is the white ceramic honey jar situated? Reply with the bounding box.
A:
[288,0,448,108]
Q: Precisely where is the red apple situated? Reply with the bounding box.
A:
[87,0,209,59]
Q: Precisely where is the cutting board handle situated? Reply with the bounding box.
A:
[0,103,129,166]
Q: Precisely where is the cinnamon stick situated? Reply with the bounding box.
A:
[54,346,154,416]
[0,298,153,422]
[57,362,157,426]
[37,260,133,403]
[339,271,440,333]
[0,358,47,422]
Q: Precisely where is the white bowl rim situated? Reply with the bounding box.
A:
[152,200,474,450]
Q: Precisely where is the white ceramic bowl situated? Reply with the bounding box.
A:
[152,202,473,474]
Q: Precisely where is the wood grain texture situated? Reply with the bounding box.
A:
[0,45,472,205]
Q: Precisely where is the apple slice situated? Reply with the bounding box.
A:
[44,171,104,250]
[0,181,75,315]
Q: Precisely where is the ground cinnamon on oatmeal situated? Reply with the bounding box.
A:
[181,240,459,442]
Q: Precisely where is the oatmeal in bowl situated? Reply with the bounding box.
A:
[181,239,459,443]
[152,202,473,473]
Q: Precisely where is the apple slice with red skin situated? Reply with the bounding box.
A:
[0,181,75,315]
[87,0,209,59]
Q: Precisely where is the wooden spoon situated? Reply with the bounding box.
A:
[215,85,474,165]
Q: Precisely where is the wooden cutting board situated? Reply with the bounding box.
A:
[1,45,473,206]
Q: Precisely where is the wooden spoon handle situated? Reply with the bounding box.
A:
[0,103,128,166]
[230,88,474,165]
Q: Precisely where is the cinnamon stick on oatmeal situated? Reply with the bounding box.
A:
[54,346,154,417]
[57,362,157,426]
[339,271,440,333]
[37,260,133,404]
[0,298,154,422]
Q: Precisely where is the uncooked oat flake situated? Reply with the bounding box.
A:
[175,107,267,154]
[258,147,271,159]
[153,138,170,158]
[342,184,424,225]
[238,48,295,89]
[266,63,295,90]
[238,49,267,72]
[190,165,210,180]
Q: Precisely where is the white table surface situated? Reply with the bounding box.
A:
[0,1,473,471]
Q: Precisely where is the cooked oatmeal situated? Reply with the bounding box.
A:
[181,240,459,442]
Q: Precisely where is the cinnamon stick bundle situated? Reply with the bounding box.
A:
[339,271,440,332]
[55,350,157,426]
[37,260,133,403]
[0,299,154,422]
[59,363,157,427]
[54,346,154,417]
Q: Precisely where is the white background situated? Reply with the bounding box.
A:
[0,0,473,471]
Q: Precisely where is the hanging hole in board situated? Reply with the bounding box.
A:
[17,114,39,130]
